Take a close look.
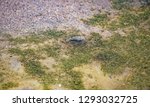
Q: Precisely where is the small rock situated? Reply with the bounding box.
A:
[67,36,86,45]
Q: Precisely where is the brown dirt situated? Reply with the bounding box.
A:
[73,61,132,89]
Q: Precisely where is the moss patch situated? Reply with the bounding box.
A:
[82,13,108,27]
[1,82,19,90]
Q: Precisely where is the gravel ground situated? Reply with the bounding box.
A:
[0,0,111,35]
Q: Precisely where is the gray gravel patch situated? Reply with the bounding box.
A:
[0,0,112,35]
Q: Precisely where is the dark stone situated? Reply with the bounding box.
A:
[67,36,86,45]
[141,0,150,5]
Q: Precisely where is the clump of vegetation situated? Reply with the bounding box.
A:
[42,29,66,39]
[65,70,84,89]
[82,13,108,27]
[0,61,20,90]
[1,82,18,90]
[0,72,4,83]
[60,70,84,90]
[9,48,45,76]
[61,45,92,71]
[119,8,150,27]
[24,60,45,76]
[112,0,132,10]
[8,48,23,55]
[84,4,149,89]
[42,45,60,58]
[112,0,150,10]
[10,29,66,45]
[10,34,46,45]
[89,32,103,47]
[81,3,150,89]
[9,48,42,61]
[97,51,127,74]
[93,32,150,89]
[83,2,150,31]
[41,72,59,90]
[119,11,139,27]
[59,43,93,89]
[61,53,91,71]
[8,47,59,89]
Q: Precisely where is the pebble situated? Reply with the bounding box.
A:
[67,36,86,45]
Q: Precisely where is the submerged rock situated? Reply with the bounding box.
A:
[67,36,86,45]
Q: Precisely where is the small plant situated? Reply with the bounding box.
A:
[112,0,131,10]
[82,13,108,27]
[9,48,42,61]
[94,32,150,89]
[10,29,66,45]
[0,72,4,83]
[61,47,92,71]
[9,48,45,76]
[10,35,47,44]
[61,70,84,90]
[89,32,103,47]
[8,48,23,55]
[119,11,139,27]
[97,51,127,74]
[42,45,60,58]
[24,60,45,76]
[42,29,66,39]
[1,82,18,90]
[41,72,59,90]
